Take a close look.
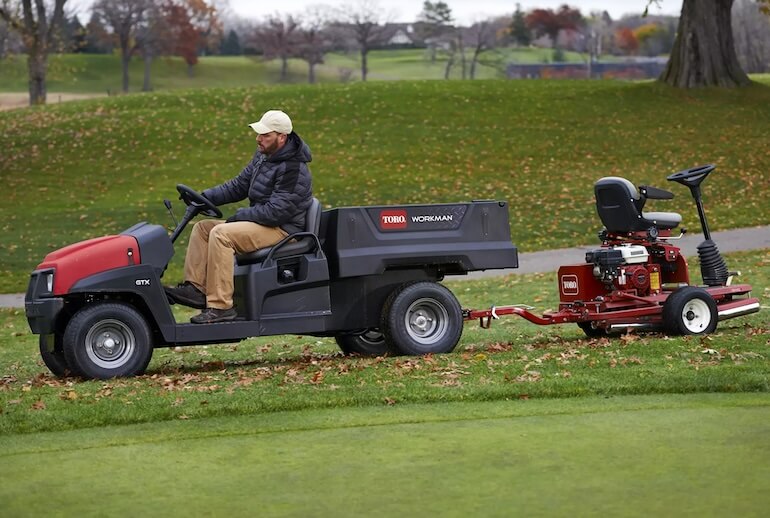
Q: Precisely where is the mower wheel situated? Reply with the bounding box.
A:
[663,287,718,336]
[39,334,71,378]
[381,281,463,356]
[63,303,154,379]
[336,329,389,356]
[578,322,606,338]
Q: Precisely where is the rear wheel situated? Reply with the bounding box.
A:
[578,322,606,338]
[663,287,718,336]
[335,329,389,356]
[39,334,71,377]
[63,302,153,379]
[381,282,463,356]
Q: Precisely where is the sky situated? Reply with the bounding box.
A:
[225,0,683,25]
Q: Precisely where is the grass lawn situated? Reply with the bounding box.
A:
[1,79,769,292]
[1,249,767,436]
[1,393,769,516]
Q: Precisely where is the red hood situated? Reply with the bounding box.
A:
[37,234,140,295]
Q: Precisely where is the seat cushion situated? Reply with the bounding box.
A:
[642,211,681,230]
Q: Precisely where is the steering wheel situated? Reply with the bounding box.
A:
[176,184,222,218]
[666,164,715,188]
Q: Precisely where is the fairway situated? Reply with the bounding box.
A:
[2,393,769,516]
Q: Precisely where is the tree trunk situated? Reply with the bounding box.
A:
[280,56,288,81]
[27,48,48,105]
[659,0,751,88]
[142,54,152,92]
[308,62,316,84]
[121,53,130,93]
[360,47,368,81]
[470,47,482,80]
[187,63,194,78]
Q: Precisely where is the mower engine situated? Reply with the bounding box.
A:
[585,245,661,297]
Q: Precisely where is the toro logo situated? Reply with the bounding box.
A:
[561,274,579,295]
[380,209,407,230]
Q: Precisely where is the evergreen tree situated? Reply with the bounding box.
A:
[509,3,530,46]
[220,29,241,55]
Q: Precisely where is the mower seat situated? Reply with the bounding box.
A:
[594,177,681,233]
[235,197,322,266]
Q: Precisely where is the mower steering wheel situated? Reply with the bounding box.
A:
[666,164,715,188]
[176,184,222,219]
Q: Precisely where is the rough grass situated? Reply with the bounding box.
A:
[1,79,769,292]
[1,249,767,436]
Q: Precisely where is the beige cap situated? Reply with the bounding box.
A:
[249,110,293,135]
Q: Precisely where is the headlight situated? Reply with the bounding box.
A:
[46,273,54,293]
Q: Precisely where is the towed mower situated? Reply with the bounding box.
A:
[466,164,760,336]
[24,165,759,379]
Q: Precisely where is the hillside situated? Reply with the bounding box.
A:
[1,79,769,292]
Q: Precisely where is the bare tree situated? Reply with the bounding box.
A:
[136,0,169,91]
[297,5,331,84]
[335,0,388,81]
[732,0,770,73]
[0,0,67,105]
[254,13,299,82]
[442,29,464,79]
[93,0,149,93]
[465,20,496,79]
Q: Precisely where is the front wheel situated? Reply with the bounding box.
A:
[381,282,463,356]
[335,329,389,356]
[39,334,71,377]
[662,287,718,336]
[63,302,154,379]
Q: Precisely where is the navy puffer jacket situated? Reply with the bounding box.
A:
[202,132,313,235]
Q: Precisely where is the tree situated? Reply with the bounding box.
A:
[633,22,668,56]
[416,0,452,62]
[465,20,496,79]
[220,28,240,55]
[165,0,221,77]
[93,0,149,93]
[0,0,67,105]
[137,0,170,90]
[615,27,638,55]
[297,6,330,84]
[659,0,750,87]
[509,3,530,47]
[336,0,388,81]
[82,11,112,53]
[254,13,298,82]
[525,5,582,48]
[731,0,770,73]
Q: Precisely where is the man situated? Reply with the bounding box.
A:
[166,110,313,324]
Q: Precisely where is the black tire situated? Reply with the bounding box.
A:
[578,322,606,338]
[335,329,389,356]
[39,334,71,377]
[380,281,463,356]
[662,286,718,336]
[63,303,154,379]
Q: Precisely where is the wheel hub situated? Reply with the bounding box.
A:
[98,334,120,356]
[411,310,433,333]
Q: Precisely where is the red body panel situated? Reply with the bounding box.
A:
[557,264,605,303]
[36,235,140,295]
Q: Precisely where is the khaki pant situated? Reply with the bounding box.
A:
[184,220,288,309]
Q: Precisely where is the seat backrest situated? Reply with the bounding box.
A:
[235,197,323,266]
[594,177,645,232]
[305,197,322,235]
